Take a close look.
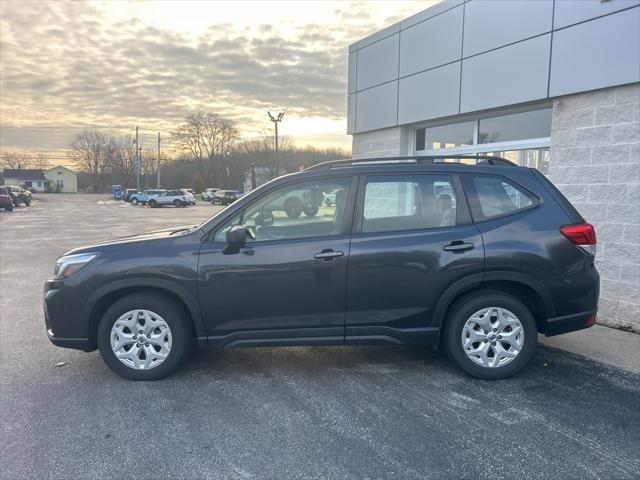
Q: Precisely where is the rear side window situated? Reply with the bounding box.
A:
[470,175,538,220]
[361,175,457,233]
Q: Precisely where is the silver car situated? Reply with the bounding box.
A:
[148,190,188,208]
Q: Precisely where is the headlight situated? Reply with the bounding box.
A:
[54,252,98,280]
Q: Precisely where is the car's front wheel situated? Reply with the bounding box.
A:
[444,291,537,380]
[97,294,192,380]
[131,198,139,205]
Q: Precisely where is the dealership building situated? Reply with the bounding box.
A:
[347,0,640,332]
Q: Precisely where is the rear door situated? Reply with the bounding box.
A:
[345,173,484,343]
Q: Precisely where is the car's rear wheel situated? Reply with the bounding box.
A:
[5,204,13,212]
[173,199,181,207]
[132,198,139,205]
[444,291,537,380]
[148,199,157,208]
[97,294,192,380]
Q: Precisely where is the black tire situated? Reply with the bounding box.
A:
[149,199,157,208]
[25,199,31,206]
[303,205,319,217]
[132,198,139,205]
[5,204,13,212]
[444,291,537,380]
[97,294,192,380]
[284,198,303,219]
[173,199,181,207]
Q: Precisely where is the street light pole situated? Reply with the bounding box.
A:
[156,132,161,188]
[267,111,284,178]
[135,126,140,189]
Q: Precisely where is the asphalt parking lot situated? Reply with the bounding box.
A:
[1,194,639,480]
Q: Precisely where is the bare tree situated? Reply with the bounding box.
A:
[0,151,32,170]
[110,135,137,187]
[70,130,112,192]
[171,112,240,187]
[31,153,49,170]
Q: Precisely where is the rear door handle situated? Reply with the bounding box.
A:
[443,241,475,252]
[313,249,344,261]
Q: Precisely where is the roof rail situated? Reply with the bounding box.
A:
[304,155,518,171]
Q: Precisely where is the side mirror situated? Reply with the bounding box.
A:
[226,225,250,246]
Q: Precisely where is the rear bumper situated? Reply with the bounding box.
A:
[544,309,598,336]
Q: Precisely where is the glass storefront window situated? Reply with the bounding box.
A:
[478,108,551,144]
[484,148,550,174]
[416,121,475,151]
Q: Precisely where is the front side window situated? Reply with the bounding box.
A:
[213,177,352,243]
[471,175,537,220]
[361,175,457,233]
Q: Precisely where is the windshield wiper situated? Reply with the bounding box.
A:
[169,225,197,235]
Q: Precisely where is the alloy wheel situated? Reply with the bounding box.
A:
[461,307,524,368]
[110,309,172,370]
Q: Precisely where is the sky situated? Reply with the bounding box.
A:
[0,0,437,166]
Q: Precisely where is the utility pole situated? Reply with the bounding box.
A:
[156,132,161,188]
[134,126,140,189]
[267,111,284,178]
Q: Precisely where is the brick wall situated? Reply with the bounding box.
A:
[352,126,409,159]
[549,83,640,333]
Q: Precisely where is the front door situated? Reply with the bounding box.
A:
[346,173,484,343]
[198,176,356,345]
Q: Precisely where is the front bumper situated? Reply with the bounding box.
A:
[44,276,95,351]
[46,329,92,351]
[544,309,598,336]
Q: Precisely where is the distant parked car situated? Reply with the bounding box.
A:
[129,189,165,205]
[148,190,188,208]
[201,188,219,201]
[0,187,14,211]
[124,189,140,202]
[212,190,241,205]
[7,185,32,206]
[180,189,196,205]
[268,186,324,218]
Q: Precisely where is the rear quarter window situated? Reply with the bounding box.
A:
[467,174,539,221]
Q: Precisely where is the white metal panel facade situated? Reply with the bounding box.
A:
[347,0,640,134]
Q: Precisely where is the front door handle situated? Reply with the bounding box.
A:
[443,241,475,252]
[313,249,344,261]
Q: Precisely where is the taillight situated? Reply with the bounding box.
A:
[560,223,596,255]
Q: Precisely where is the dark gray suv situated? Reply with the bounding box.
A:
[44,156,599,380]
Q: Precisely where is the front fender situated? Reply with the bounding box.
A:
[83,277,207,344]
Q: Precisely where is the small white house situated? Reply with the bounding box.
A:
[45,166,77,193]
[1,168,48,192]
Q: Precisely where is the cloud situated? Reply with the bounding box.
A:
[0,0,431,153]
